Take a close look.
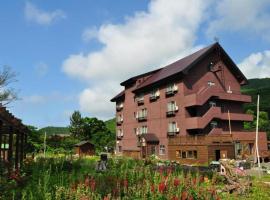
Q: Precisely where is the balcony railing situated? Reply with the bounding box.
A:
[137,98,144,105]
[184,86,251,107]
[168,134,233,145]
[137,116,147,122]
[167,128,179,136]
[166,106,178,117]
[116,118,123,125]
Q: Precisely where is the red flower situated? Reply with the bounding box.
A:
[84,177,90,187]
[123,179,128,188]
[181,191,188,200]
[158,182,166,193]
[171,196,179,200]
[199,175,204,183]
[103,196,109,200]
[90,179,96,191]
[151,184,155,192]
[173,178,180,187]
[188,197,193,200]
[192,178,196,185]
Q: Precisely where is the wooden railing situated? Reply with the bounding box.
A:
[168,134,233,145]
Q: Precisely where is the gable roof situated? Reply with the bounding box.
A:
[110,90,125,102]
[74,141,94,147]
[132,42,248,93]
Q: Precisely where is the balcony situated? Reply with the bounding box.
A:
[137,98,144,105]
[150,94,159,101]
[166,85,178,97]
[168,134,233,146]
[186,106,253,130]
[167,128,179,136]
[184,86,251,107]
[186,107,221,130]
[116,118,123,125]
[137,116,147,122]
[220,112,253,121]
[167,106,178,117]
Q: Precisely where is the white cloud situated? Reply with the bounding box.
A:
[34,62,48,76]
[238,50,270,79]
[24,2,66,25]
[62,0,210,118]
[207,0,270,40]
[82,27,98,42]
[23,95,46,104]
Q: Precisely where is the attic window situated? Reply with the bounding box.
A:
[207,81,215,87]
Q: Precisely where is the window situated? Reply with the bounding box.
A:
[207,81,215,86]
[136,94,144,103]
[209,101,216,107]
[116,102,124,111]
[150,89,160,100]
[167,101,178,112]
[117,129,123,137]
[181,151,187,158]
[177,150,197,159]
[117,115,123,123]
[235,142,242,156]
[140,126,148,134]
[166,84,178,95]
[168,122,178,133]
[159,145,165,155]
[137,108,147,120]
[210,121,218,129]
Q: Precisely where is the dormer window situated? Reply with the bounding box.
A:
[149,89,160,101]
[166,84,178,96]
[167,101,178,117]
[210,121,218,129]
[209,101,216,107]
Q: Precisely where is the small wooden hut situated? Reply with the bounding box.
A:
[74,141,95,156]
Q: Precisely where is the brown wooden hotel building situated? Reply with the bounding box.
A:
[111,43,268,164]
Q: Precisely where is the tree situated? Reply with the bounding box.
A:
[25,126,43,153]
[69,111,84,138]
[0,66,18,105]
[244,109,270,139]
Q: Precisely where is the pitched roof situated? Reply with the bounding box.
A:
[132,42,248,92]
[74,141,94,147]
[110,90,125,102]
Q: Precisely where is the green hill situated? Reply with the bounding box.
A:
[241,78,270,115]
[105,118,116,133]
[38,126,70,136]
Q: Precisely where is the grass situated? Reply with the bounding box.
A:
[1,156,270,200]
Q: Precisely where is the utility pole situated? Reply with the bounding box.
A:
[255,94,260,168]
[44,131,47,158]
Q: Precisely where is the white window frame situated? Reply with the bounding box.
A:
[159,145,166,155]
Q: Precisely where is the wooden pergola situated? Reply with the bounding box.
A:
[0,106,29,169]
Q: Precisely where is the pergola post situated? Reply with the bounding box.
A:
[7,126,14,168]
[24,133,27,159]
[15,131,20,169]
[3,134,6,160]
[0,126,2,161]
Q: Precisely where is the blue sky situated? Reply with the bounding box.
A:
[0,0,269,128]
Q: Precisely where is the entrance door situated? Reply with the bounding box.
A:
[215,150,221,161]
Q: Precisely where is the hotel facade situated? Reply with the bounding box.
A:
[111,43,268,164]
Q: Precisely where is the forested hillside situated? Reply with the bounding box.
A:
[242,78,270,115]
